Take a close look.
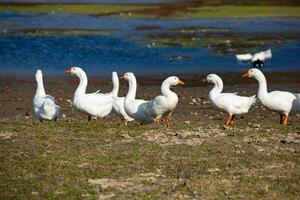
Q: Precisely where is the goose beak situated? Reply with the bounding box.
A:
[242,70,249,78]
[178,79,185,85]
[65,69,72,75]
[119,76,125,80]
[202,78,207,83]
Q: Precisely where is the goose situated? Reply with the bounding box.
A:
[120,72,155,124]
[111,71,134,125]
[65,67,113,121]
[203,74,256,126]
[236,49,272,68]
[149,76,185,128]
[33,69,60,122]
[243,68,300,125]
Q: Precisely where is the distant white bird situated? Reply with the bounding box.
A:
[111,71,134,125]
[203,74,256,126]
[243,68,300,125]
[236,49,272,68]
[33,69,60,122]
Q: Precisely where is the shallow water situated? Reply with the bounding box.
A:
[0,10,300,76]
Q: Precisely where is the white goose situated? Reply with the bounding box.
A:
[120,72,154,124]
[236,49,272,68]
[149,76,184,128]
[243,68,300,125]
[203,74,256,126]
[111,71,134,125]
[33,69,60,122]
[65,67,113,121]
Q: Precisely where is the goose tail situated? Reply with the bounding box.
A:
[248,95,257,108]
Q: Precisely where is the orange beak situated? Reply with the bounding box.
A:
[119,75,125,80]
[65,69,72,75]
[242,70,249,78]
[178,79,185,85]
[202,78,207,83]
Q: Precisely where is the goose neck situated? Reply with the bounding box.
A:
[75,71,87,97]
[126,77,137,101]
[209,79,223,99]
[35,75,45,96]
[111,73,119,97]
[255,73,268,98]
[161,81,176,98]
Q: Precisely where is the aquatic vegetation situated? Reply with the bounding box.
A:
[0,22,17,27]
[3,28,119,36]
[137,28,300,55]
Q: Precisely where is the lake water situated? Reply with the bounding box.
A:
[0,8,300,77]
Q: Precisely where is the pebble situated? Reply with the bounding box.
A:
[184,121,191,124]
[253,124,261,128]
[207,168,220,174]
[62,114,66,118]
[121,134,132,140]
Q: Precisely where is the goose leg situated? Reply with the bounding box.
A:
[225,115,233,126]
[279,114,284,124]
[39,119,43,123]
[283,115,288,125]
[54,117,58,122]
[155,118,160,128]
[230,115,235,125]
[166,117,170,128]
[123,118,128,126]
[88,116,91,122]
[162,117,166,128]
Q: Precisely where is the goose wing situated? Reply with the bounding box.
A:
[34,95,55,108]
[236,53,253,61]
[253,49,272,61]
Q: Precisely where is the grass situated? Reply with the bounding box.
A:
[1,120,299,199]
[0,3,300,18]
[178,5,300,19]
[0,3,151,16]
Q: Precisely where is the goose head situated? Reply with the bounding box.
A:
[202,74,222,84]
[252,59,264,68]
[119,72,135,82]
[242,68,263,78]
[65,67,85,77]
[164,76,185,86]
[35,69,43,82]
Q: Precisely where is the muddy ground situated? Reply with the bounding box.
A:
[0,72,299,199]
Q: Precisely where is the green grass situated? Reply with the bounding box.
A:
[0,4,300,18]
[0,3,150,16]
[178,5,300,19]
[1,120,299,199]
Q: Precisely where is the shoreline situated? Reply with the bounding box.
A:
[1,70,300,86]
